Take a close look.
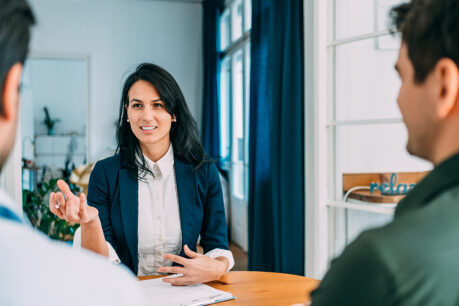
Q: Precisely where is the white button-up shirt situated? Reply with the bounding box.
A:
[105,145,234,275]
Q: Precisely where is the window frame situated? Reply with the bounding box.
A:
[219,0,251,201]
[305,0,411,279]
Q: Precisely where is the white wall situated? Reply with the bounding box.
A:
[20,64,35,161]
[27,0,203,161]
[27,58,87,136]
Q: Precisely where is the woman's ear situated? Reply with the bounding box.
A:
[1,63,23,120]
[172,114,177,122]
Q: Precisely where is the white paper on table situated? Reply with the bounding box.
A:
[137,275,236,306]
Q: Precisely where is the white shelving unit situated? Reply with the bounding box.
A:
[34,134,86,169]
[327,200,396,215]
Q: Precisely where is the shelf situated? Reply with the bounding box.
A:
[327,200,396,215]
[327,30,392,47]
[35,133,86,137]
[341,171,429,205]
[35,153,85,156]
[327,118,403,127]
[347,189,405,203]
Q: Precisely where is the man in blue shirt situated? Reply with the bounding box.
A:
[0,1,145,304]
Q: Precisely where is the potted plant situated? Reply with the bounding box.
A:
[43,106,60,135]
[22,178,80,241]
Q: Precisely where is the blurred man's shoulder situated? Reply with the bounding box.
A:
[0,219,145,306]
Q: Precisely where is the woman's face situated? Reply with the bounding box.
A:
[126,80,175,150]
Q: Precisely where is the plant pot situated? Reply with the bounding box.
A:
[47,127,55,135]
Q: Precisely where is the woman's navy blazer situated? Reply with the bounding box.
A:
[86,153,229,274]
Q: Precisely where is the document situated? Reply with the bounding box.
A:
[138,275,236,306]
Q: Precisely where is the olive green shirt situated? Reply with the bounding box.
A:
[311,153,459,306]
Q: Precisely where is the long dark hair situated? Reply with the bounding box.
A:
[116,63,208,178]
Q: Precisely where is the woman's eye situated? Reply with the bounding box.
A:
[154,103,163,108]
[132,103,142,108]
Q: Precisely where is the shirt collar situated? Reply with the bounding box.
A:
[143,144,174,179]
[0,188,20,214]
[0,188,27,224]
[395,152,459,218]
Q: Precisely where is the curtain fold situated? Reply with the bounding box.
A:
[248,0,305,275]
[201,0,220,159]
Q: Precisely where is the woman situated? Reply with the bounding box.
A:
[49,63,233,285]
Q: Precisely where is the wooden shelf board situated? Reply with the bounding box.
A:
[347,190,403,204]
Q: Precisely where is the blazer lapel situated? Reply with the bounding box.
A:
[174,158,196,255]
[119,167,139,273]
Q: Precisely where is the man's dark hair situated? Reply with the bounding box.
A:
[0,0,35,115]
[390,0,459,83]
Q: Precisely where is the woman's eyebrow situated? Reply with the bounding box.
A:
[130,98,162,103]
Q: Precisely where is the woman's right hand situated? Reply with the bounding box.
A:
[49,179,99,225]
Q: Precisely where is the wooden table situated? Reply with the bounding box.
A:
[139,271,320,305]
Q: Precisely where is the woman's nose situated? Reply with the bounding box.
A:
[142,107,156,121]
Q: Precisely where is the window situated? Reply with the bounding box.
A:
[218,0,251,250]
[305,0,431,278]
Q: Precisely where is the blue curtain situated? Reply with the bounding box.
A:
[201,0,220,159]
[248,0,305,275]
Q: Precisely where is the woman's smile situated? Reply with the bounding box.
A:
[140,125,158,132]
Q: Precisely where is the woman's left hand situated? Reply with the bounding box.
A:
[157,245,229,286]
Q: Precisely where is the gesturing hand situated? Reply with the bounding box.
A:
[157,245,229,286]
[49,179,98,225]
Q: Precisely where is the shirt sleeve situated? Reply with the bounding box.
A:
[310,233,395,306]
[106,241,122,264]
[204,248,235,272]
[72,226,121,264]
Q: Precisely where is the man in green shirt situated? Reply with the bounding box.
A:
[311,1,459,305]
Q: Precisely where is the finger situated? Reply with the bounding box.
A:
[64,194,80,223]
[78,193,87,218]
[163,253,189,266]
[157,266,185,274]
[56,192,67,216]
[184,245,200,259]
[162,276,192,286]
[57,179,74,199]
[49,192,64,219]
[79,192,86,205]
